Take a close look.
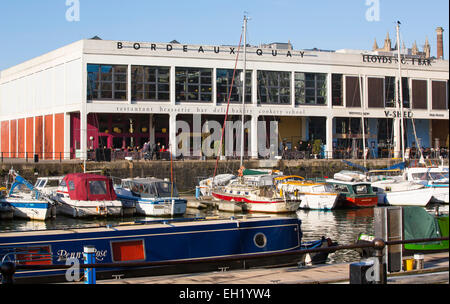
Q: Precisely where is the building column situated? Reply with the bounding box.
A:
[169,113,177,157]
[326,116,333,159]
[80,110,88,161]
[149,114,155,147]
[250,114,259,159]
[64,113,71,160]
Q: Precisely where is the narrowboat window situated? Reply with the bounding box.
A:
[16,246,52,265]
[111,240,145,262]
[253,233,267,248]
[89,180,107,195]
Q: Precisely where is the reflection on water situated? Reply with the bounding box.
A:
[1,203,447,264]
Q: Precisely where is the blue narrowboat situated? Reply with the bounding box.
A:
[0,216,334,283]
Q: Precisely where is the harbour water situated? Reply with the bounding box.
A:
[1,202,446,264]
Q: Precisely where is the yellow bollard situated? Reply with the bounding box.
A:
[403,258,414,271]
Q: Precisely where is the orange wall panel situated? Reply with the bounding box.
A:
[10,120,17,158]
[1,121,9,158]
[54,113,65,160]
[26,117,34,159]
[18,119,25,158]
[35,116,43,159]
[44,114,53,160]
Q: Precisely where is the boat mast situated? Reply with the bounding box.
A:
[240,15,248,168]
[358,74,367,167]
[396,21,405,162]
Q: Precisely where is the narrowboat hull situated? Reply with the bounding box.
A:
[0,216,316,283]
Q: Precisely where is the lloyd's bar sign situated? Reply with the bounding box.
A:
[362,54,433,66]
[116,41,306,59]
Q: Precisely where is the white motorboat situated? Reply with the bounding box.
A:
[34,176,64,196]
[275,176,339,210]
[371,178,434,206]
[54,173,123,218]
[403,166,449,204]
[1,170,56,221]
[115,177,187,217]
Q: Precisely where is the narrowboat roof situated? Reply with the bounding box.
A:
[0,215,295,238]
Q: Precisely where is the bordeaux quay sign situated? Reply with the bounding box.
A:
[116,42,306,59]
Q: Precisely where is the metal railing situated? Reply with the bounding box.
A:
[0,148,448,162]
[1,236,448,285]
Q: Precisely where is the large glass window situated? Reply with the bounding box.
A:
[332,74,343,106]
[131,66,170,101]
[385,76,395,108]
[385,76,410,108]
[176,67,212,102]
[400,77,410,108]
[216,69,252,104]
[87,64,127,100]
[257,71,291,105]
[295,72,327,105]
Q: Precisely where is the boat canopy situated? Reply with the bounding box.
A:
[62,173,117,201]
[403,206,442,245]
[121,178,179,198]
[242,169,270,176]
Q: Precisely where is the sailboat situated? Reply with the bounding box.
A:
[207,16,300,213]
[368,22,434,207]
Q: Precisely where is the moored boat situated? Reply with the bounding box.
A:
[371,178,433,206]
[54,173,123,218]
[403,166,449,204]
[211,172,300,214]
[0,170,56,221]
[275,176,339,210]
[0,216,336,283]
[114,177,186,217]
[325,179,378,208]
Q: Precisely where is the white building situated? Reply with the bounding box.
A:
[0,37,448,160]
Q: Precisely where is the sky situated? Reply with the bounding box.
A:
[0,0,448,71]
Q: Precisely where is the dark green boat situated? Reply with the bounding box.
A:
[356,207,449,256]
[403,207,449,253]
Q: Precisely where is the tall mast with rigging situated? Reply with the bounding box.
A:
[396,21,406,162]
[240,15,248,168]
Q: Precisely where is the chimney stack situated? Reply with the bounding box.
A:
[436,27,444,59]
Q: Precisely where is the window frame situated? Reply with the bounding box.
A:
[87,64,128,101]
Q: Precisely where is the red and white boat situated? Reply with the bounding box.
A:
[211,170,300,213]
[55,173,123,218]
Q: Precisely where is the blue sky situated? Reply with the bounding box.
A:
[0,0,448,70]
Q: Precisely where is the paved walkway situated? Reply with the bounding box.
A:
[98,252,448,284]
